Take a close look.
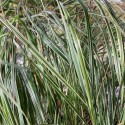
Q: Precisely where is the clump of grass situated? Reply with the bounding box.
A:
[0,0,124,125]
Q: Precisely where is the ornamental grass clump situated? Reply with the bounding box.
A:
[0,0,125,125]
